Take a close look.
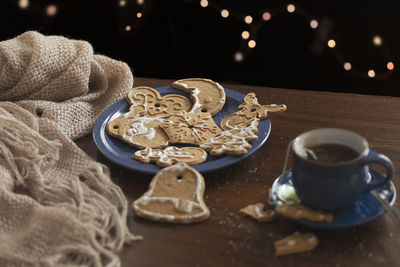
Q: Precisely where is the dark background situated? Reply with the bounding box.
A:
[1,0,399,96]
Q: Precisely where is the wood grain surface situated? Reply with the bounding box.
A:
[77,77,400,267]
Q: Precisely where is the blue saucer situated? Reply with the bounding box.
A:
[93,86,271,175]
[270,168,397,230]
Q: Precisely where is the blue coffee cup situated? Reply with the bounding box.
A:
[291,128,394,211]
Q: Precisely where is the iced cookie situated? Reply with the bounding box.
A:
[132,163,210,223]
[126,86,192,117]
[240,203,277,223]
[106,110,140,138]
[161,111,221,145]
[275,203,334,223]
[119,116,169,149]
[220,92,286,131]
[172,78,226,116]
[106,114,129,138]
[274,232,319,256]
[134,146,207,167]
[199,126,258,156]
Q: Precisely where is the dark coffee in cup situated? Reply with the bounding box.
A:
[305,143,359,164]
[291,128,394,210]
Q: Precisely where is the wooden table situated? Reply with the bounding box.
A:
[77,77,400,267]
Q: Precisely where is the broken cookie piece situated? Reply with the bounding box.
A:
[275,203,334,223]
[274,232,319,256]
[240,203,276,223]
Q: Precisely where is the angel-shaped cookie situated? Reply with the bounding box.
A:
[220,92,286,131]
[107,86,193,143]
[126,86,192,118]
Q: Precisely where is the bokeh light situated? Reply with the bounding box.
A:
[244,15,253,24]
[328,39,336,48]
[46,5,57,16]
[200,0,208,8]
[241,31,250,40]
[287,4,295,13]
[368,70,376,78]
[221,9,229,18]
[310,20,318,29]
[373,36,382,46]
[234,52,243,62]
[19,0,29,9]
[262,12,271,21]
[248,40,256,48]
[344,62,352,71]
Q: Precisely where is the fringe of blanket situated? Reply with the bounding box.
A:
[0,102,141,266]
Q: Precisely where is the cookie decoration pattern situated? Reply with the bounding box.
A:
[199,119,259,156]
[126,86,192,118]
[118,116,169,149]
[134,146,207,167]
[161,111,222,145]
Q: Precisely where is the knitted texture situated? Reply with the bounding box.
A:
[0,32,141,266]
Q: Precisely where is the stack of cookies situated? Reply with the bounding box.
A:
[106,78,287,166]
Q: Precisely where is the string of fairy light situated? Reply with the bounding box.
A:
[17,0,395,80]
[198,0,395,80]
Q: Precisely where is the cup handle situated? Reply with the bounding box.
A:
[360,149,394,193]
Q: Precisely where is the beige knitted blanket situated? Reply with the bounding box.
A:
[0,31,141,266]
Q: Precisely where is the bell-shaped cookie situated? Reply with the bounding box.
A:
[132,163,210,223]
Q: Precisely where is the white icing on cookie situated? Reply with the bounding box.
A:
[134,146,207,166]
[122,117,163,141]
[161,112,221,144]
[254,206,263,218]
[132,163,209,223]
[172,78,226,116]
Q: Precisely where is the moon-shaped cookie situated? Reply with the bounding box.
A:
[172,78,226,116]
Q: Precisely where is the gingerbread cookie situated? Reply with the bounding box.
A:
[106,114,129,138]
[126,86,192,117]
[106,110,140,138]
[172,78,226,116]
[134,146,207,167]
[119,116,169,149]
[274,232,319,256]
[240,203,276,223]
[161,111,221,145]
[132,163,210,223]
[220,92,286,130]
[275,203,334,223]
[199,126,258,156]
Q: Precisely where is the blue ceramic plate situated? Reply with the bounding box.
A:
[93,86,271,175]
[270,168,397,230]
